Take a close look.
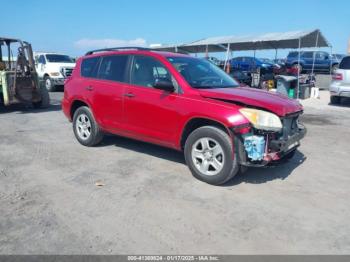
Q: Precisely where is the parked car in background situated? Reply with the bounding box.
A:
[285,51,339,73]
[329,56,350,104]
[34,52,76,91]
[62,47,306,185]
[229,56,274,73]
[331,54,346,64]
[205,56,222,67]
[230,70,252,86]
[273,58,286,66]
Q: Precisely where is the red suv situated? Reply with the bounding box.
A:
[62,47,306,185]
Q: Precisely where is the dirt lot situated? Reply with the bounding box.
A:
[1,91,350,254]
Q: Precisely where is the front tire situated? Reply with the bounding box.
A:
[73,106,104,146]
[44,75,56,92]
[184,126,239,185]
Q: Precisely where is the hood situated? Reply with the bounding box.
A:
[198,87,303,116]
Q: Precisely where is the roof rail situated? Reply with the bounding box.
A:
[85,46,151,55]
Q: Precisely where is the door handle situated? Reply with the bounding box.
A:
[85,86,94,91]
[124,93,135,98]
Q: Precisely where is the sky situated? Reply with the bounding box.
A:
[1,0,349,59]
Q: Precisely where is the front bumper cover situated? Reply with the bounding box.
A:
[236,124,307,167]
[269,124,307,153]
[51,77,66,86]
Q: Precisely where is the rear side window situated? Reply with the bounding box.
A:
[81,57,100,78]
[339,57,350,69]
[97,55,129,82]
[302,52,313,58]
[288,52,298,58]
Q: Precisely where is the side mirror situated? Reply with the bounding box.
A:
[153,78,175,92]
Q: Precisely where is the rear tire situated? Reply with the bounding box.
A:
[73,106,103,147]
[184,126,239,185]
[33,85,50,109]
[330,96,340,104]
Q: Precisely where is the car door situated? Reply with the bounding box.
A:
[316,52,330,71]
[123,55,181,146]
[82,55,130,131]
[301,52,314,70]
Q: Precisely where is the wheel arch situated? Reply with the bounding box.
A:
[180,117,232,150]
[70,99,89,119]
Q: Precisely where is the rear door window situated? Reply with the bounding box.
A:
[81,57,100,78]
[97,55,129,82]
[339,57,350,69]
[302,52,313,58]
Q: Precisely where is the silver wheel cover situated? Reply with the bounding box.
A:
[191,137,225,176]
[76,113,92,140]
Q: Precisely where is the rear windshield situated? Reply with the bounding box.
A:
[339,57,350,69]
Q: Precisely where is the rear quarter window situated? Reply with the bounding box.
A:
[339,57,350,69]
[81,57,100,78]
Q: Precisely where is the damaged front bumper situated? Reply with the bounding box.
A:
[269,125,306,153]
[234,122,306,168]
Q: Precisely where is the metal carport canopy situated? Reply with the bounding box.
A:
[155,29,330,53]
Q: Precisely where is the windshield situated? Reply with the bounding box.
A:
[46,54,74,63]
[167,56,239,89]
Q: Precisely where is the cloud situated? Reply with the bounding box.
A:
[74,38,147,50]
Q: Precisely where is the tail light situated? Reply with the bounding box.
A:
[332,73,343,81]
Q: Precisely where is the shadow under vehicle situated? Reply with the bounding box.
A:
[0,37,50,108]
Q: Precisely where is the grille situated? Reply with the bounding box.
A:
[281,113,300,139]
[61,67,74,78]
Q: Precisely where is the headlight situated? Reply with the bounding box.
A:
[49,72,60,77]
[239,108,282,132]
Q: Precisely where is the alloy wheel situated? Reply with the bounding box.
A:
[76,113,91,140]
[191,137,225,176]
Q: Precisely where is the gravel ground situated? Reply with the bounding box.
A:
[0,91,350,254]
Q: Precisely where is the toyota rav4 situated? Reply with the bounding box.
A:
[62,47,306,185]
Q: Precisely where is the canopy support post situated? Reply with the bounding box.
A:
[297,37,301,99]
[224,43,230,71]
[311,30,319,75]
[329,45,333,76]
